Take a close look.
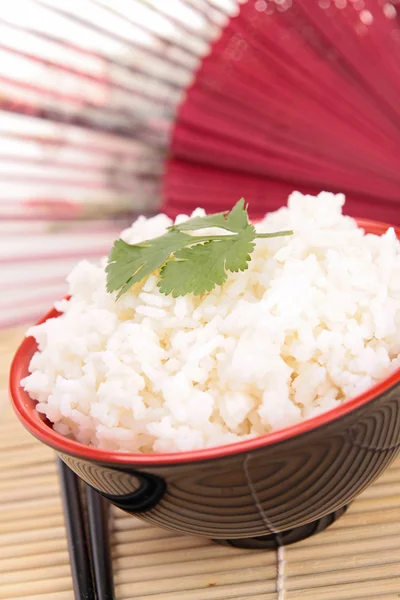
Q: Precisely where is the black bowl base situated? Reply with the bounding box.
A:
[213,504,350,549]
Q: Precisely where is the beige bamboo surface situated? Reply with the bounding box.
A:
[0,327,399,600]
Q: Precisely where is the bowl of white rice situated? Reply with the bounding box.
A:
[10,192,400,548]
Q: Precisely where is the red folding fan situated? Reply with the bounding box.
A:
[164,0,400,224]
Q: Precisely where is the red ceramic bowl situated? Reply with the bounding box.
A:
[9,219,400,549]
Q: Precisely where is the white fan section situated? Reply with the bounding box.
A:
[0,0,239,326]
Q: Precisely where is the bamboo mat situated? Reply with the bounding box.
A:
[0,327,399,600]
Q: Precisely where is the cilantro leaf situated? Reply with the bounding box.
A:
[158,242,227,297]
[223,225,256,272]
[224,198,250,233]
[106,198,293,299]
[171,198,248,234]
[158,226,256,297]
[170,211,229,233]
[106,230,193,298]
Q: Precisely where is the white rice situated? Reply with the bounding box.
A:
[22,192,400,453]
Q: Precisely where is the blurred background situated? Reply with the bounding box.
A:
[1,0,399,328]
[0,0,237,327]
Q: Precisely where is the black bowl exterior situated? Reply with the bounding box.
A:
[58,382,400,540]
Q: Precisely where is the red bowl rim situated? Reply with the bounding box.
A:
[9,217,400,465]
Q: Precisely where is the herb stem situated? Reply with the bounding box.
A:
[185,234,236,243]
[256,230,293,239]
[185,231,293,244]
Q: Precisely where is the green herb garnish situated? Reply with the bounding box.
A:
[106,199,293,298]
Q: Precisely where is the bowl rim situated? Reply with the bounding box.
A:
[9,217,400,466]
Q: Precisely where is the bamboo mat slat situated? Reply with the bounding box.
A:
[0,327,399,600]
